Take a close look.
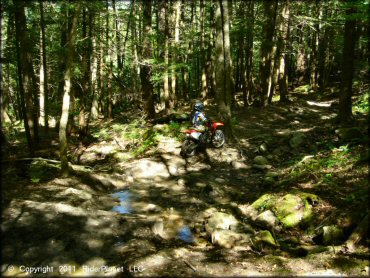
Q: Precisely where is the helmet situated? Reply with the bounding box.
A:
[194,102,204,112]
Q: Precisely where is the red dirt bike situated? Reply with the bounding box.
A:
[180,118,225,157]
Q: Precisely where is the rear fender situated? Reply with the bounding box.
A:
[212,122,224,129]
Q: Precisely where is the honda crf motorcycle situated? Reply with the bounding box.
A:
[180,118,225,157]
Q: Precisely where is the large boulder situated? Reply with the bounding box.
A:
[241,192,318,230]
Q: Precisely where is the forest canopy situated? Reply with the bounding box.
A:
[1,1,369,153]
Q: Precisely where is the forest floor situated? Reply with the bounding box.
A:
[1,86,369,277]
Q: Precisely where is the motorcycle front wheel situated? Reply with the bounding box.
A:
[180,138,197,157]
[212,129,225,148]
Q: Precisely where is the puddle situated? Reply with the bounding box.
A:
[111,190,133,214]
[178,226,194,243]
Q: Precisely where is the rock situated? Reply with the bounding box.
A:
[263,176,276,185]
[335,127,363,141]
[259,143,268,153]
[231,161,249,169]
[276,129,293,138]
[239,205,259,221]
[253,230,277,248]
[252,164,272,170]
[266,171,279,178]
[211,229,250,249]
[255,210,278,229]
[245,192,317,229]
[215,178,226,183]
[289,133,306,149]
[274,194,313,228]
[205,212,239,234]
[58,188,93,200]
[322,225,344,245]
[254,156,269,165]
[272,146,290,156]
[177,178,186,186]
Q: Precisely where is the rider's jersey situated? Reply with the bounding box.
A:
[192,111,207,129]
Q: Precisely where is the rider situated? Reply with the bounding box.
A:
[191,101,207,131]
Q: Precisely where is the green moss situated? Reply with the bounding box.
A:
[250,194,277,212]
[30,160,60,183]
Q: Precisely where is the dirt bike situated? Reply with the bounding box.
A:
[180,118,225,157]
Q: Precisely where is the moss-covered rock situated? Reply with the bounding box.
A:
[245,192,319,229]
[30,160,61,183]
[252,230,277,250]
[273,194,312,228]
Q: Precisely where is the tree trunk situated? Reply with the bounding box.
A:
[245,0,254,107]
[140,0,155,119]
[112,0,123,72]
[338,4,357,124]
[106,0,113,119]
[214,0,233,140]
[59,3,81,175]
[90,13,99,120]
[131,1,139,100]
[200,0,208,99]
[39,0,49,132]
[259,1,277,107]
[14,0,39,156]
[278,0,290,103]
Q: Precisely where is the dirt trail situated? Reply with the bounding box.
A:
[1,97,368,277]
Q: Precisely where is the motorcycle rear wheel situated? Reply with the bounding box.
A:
[212,130,225,148]
[180,139,197,157]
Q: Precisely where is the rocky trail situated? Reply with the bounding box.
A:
[1,94,369,276]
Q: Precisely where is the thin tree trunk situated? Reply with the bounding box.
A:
[140,0,155,119]
[131,1,139,100]
[90,13,99,120]
[200,0,207,99]
[39,0,49,132]
[112,0,123,72]
[259,1,277,107]
[244,0,254,107]
[59,3,81,175]
[338,4,357,124]
[278,0,290,102]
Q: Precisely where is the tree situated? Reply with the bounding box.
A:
[259,1,277,107]
[338,2,357,124]
[14,0,39,156]
[59,2,81,175]
[140,0,155,119]
[39,0,49,132]
[277,0,290,102]
[214,0,233,139]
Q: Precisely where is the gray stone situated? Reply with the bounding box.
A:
[231,161,249,169]
[239,205,259,221]
[211,229,250,249]
[252,164,272,170]
[205,212,239,234]
[255,210,278,229]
